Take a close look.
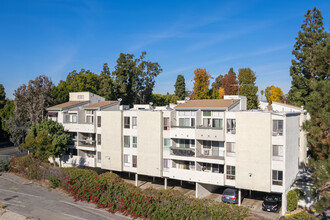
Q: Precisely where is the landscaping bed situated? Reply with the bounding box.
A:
[8,155,249,220]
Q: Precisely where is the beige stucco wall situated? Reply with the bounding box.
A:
[101,111,123,171]
[137,111,163,177]
[236,112,271,192]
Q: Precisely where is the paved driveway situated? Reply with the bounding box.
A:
[0,173,130,220]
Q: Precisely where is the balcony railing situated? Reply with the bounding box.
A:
[171,125,196,129]
[272,156,283,161]
[170,147,195,157]
[272,130,283,136]
[196,125,223,130]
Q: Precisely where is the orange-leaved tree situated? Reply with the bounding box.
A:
[265,85,284,104]
[192,68,211,99]
[218,88,225,99]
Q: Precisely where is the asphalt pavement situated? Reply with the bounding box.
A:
[0,172,130,220]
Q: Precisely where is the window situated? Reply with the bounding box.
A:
[227,119,236,133]
[163,159,170,171]
[226,142,235,156]
[132,117,137,129]
[64,114,70,123]
[124,136,130,148]
[72,115,77,123]
[273,120,283,136]
[212,119,223,129]
[203,118,211,127]
[124,117,130,129]
[77,95,84,99]
[86,116,93,124]
[97,134,101,145]
[132,136,137,148]
[273,145,283,159]
[97,116,101,127]
[179,139,194,148]
[164,138,171,148]
[203,141,211,149]
[164,117,170,130]
[132,155,137,168]
[272,170,283,185]
[203,111,211,117]
[211,164,224,173]
[202,163,211,171]
[179,118,191,127]
[226,166,236,180]
[97,152,101,163]
[124,154,130,167]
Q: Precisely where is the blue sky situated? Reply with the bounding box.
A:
[1,0,329,100]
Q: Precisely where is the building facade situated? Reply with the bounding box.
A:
[47,92,307,215]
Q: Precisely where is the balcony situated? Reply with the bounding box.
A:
[163,168,224,185]
[59,155,96,168]
[63,122,95,133]
[170,147,195,157]
[170,125,196,139]
[196,126,225,141]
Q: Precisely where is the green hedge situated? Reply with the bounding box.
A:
[10,156,249,219]
[287,190,298,212]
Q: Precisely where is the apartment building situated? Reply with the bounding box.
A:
[47,92,307,215]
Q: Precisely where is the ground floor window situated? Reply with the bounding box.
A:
[124,154,130,167]
[226,165,235,180]
[132,155,137,168]
[163,159,170,171]
[272,170,283,185]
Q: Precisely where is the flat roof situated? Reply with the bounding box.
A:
[84,101,118,109]
[175,99,239,110]
[47,101,88,111]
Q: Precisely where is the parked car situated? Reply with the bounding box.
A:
[221,188,246,204]
[262,194,281,212]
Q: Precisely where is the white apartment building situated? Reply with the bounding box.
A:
[47,92,307,215]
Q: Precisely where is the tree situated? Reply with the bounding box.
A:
[222,68,238,95]
[9,75,54,148]
[152,94,179,106]
[98,63,116,100]
[265,86,284,104]
[210,74,224,99]
[52,69,101,104]
[22,119,69,165]
[192,68,211,99]
[218,88,225,99]
[0,84,5,109]
[174,75,186,100]
[112,52,162,105]
[288,7,329,107]
[288,7,329,160]
[238,68,258,109]
[0,99,14,135]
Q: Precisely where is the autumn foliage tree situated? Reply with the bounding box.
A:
[192,68,211,99]
[222,68,238,95]
[218,88,225,99]
[265,86,284,104]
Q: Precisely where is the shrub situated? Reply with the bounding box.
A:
[279,211,318,220]
[48,177,61,188]
[287,190,298,212]
[0,159,10,172]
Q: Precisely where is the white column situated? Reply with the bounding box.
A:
[195,183,199,198]
[238,189,241,206]
[128,172,131,178]
[164,178,167,189]
[153,177,155,182]
[281,192,287,216]
[135,173,138,187]
[180,180,183,186]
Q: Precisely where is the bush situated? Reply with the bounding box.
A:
[0,159,10,172]
[287,190,298,212]
[279,211,318,220]
[48,177,61,188]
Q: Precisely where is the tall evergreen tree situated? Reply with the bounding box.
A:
[288,7,329,160]
[192,68,211,99]
[288,7,329,107]
[238,68,258,109]
[98,63,116,100]
[174,74,186,100]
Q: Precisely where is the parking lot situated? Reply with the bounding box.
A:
[117,173,280,219]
